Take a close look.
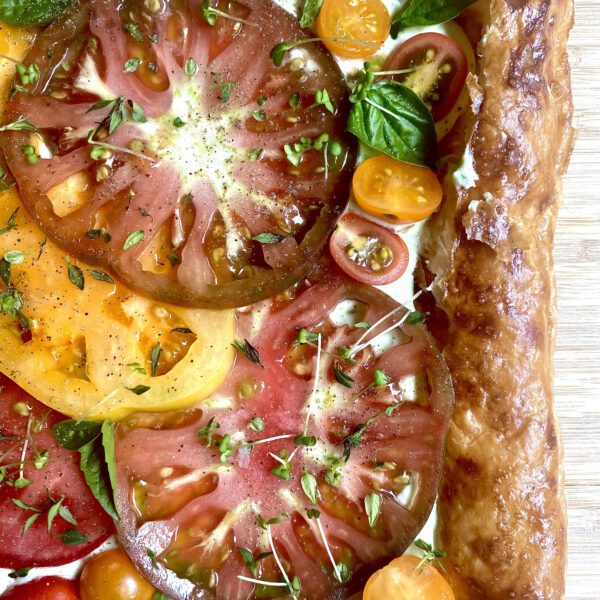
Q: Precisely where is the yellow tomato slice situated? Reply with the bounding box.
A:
[364,555,455,600]
[0,25,234,421]
[353,155,443,224]
[316,0,390,59]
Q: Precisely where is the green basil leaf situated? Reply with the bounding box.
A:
[391,0,476,37]
[101,421,119,521]
[299,0,323,28]
[0,0,74,26]
[364,492,382,527]
[56,528,89,545]
[300,472,318,504]
[347,80,436,167]
[52,419,102,451]
[79,437,120,521]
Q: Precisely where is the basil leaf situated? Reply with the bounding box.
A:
[299,0,323,28]
[364,492,382,527]
[0,0,74,26]
[52,419,102,451]
[79,437,120,521]
[101,421,119,521]
[348,80,436,167]
[301,472,318,504]
[391,0,476,37]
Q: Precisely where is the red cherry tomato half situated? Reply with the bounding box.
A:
[329,212,409,285]
[1,577,79,600]
[384,33,468,122]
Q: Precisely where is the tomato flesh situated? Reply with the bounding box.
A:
[316,0,391,58]
[0,577,79,600]
[0,375,114,569]
[329,212,409,285]
[383,33,468,122]
[352,156,443,224]
[2,0,354,309]
[113,267,453,599]
[363,555,455,600]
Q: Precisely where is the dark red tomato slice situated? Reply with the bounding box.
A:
[2,0,354,309]
[329,212,409,285]
[0,374,114,569]
[113,267,453,600]
[1,577,79,600]
[383,33,468,122]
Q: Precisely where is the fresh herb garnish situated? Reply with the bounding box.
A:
[150,342,162,376]
[414,538,447,571]
[21,144,39,164]
[237,547,273,575]
[271,450,292,480]
[252,109,267,122]
[173,116,186,127]
[184,57,198,77]
[271,38,377,67]
[200,0,254,27]
[126,384,151,395]
[210,72,236,102]
[8,566,32,579]
[252,232,286,244]
[391,0,476,37]
[0,0,74,26]
[354,321,370,328]
[300,472,318,504]
[197,417,220,447]
[124,23,144,42]
[332,363,354,388]
[257,512,288,530]
[308,89,334,113]
[65,257,84,290]
[232,339,264,368]
[0,259,10,285]
[306,508,320,519]
[373,369,390,387]
[123,57,141,73]
[299,0,323,28]
[407,310,426,324]
[0,207,18,236]
[0,116,38,132]
[55,528,89,545]
[4,250,24,264]
[89,269,114,284]
[248,417,265,432]
[127,363,146,374]
[123,229,145,250]
[364,492,382,527]
[294,434,316,446]
[86,228,112,243]
[348,63,436,166]
[0,166,15,191]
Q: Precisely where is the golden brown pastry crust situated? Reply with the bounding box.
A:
[421,1,574,598]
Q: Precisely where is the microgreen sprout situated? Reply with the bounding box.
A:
[271,38,379,67]
[200,0,255,27]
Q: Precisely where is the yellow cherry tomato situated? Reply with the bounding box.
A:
[353,155,443,224]
[80,548,155,600]
[316,0,391,59]
[364,555,456,600]
[0,26,235,420]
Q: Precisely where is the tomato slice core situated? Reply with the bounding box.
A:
[113,267,453,599]
[329,212,409,284]
[0,375,114,569]
[383,33,468,122]
[2,0,355,309]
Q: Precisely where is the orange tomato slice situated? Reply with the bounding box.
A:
[363,555,455,600]
[316,0,390,58]
[353,155,443,224]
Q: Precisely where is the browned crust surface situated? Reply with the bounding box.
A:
[421,1,574,598]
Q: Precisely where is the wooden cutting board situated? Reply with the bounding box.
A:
[556,1,600,597]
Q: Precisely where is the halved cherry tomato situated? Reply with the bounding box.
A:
[353,155,443,224]
[384,33,468,122]
[316,0,390,58]
[1,577,79,600]
[364,555,455,600]
[79,549,155,600]
[329,212,408,285]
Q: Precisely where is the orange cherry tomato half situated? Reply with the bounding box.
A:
[1,577,79,600]
[384,33,468,122]
[329,212,409,285]
[364,555,456,600]
[79,549,155,600]
[353,155,443,224]
[316,0,391,58]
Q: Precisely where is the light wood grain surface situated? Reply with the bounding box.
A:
[557,1,600,597]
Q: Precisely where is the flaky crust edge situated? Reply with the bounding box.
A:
[420,1,574,598]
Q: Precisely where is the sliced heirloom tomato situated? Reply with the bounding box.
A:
[0,375,114,569]
[363,555,455,600]
[0,577,79,600]
[329,212,409,284]
[352,156,443,224]
[2,0,354,309]
[113,267,453,599]
[316,0,391,58]
[383,33,468,123]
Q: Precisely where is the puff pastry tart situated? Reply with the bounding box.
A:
[0,0,573,598]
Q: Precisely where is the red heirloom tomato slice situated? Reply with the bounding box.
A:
[0,374,114,569]
[383,33,468,122]
[1,577,79,600]
[113,268,453,600]
[2,0,354,309]
[329,212,409,285]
